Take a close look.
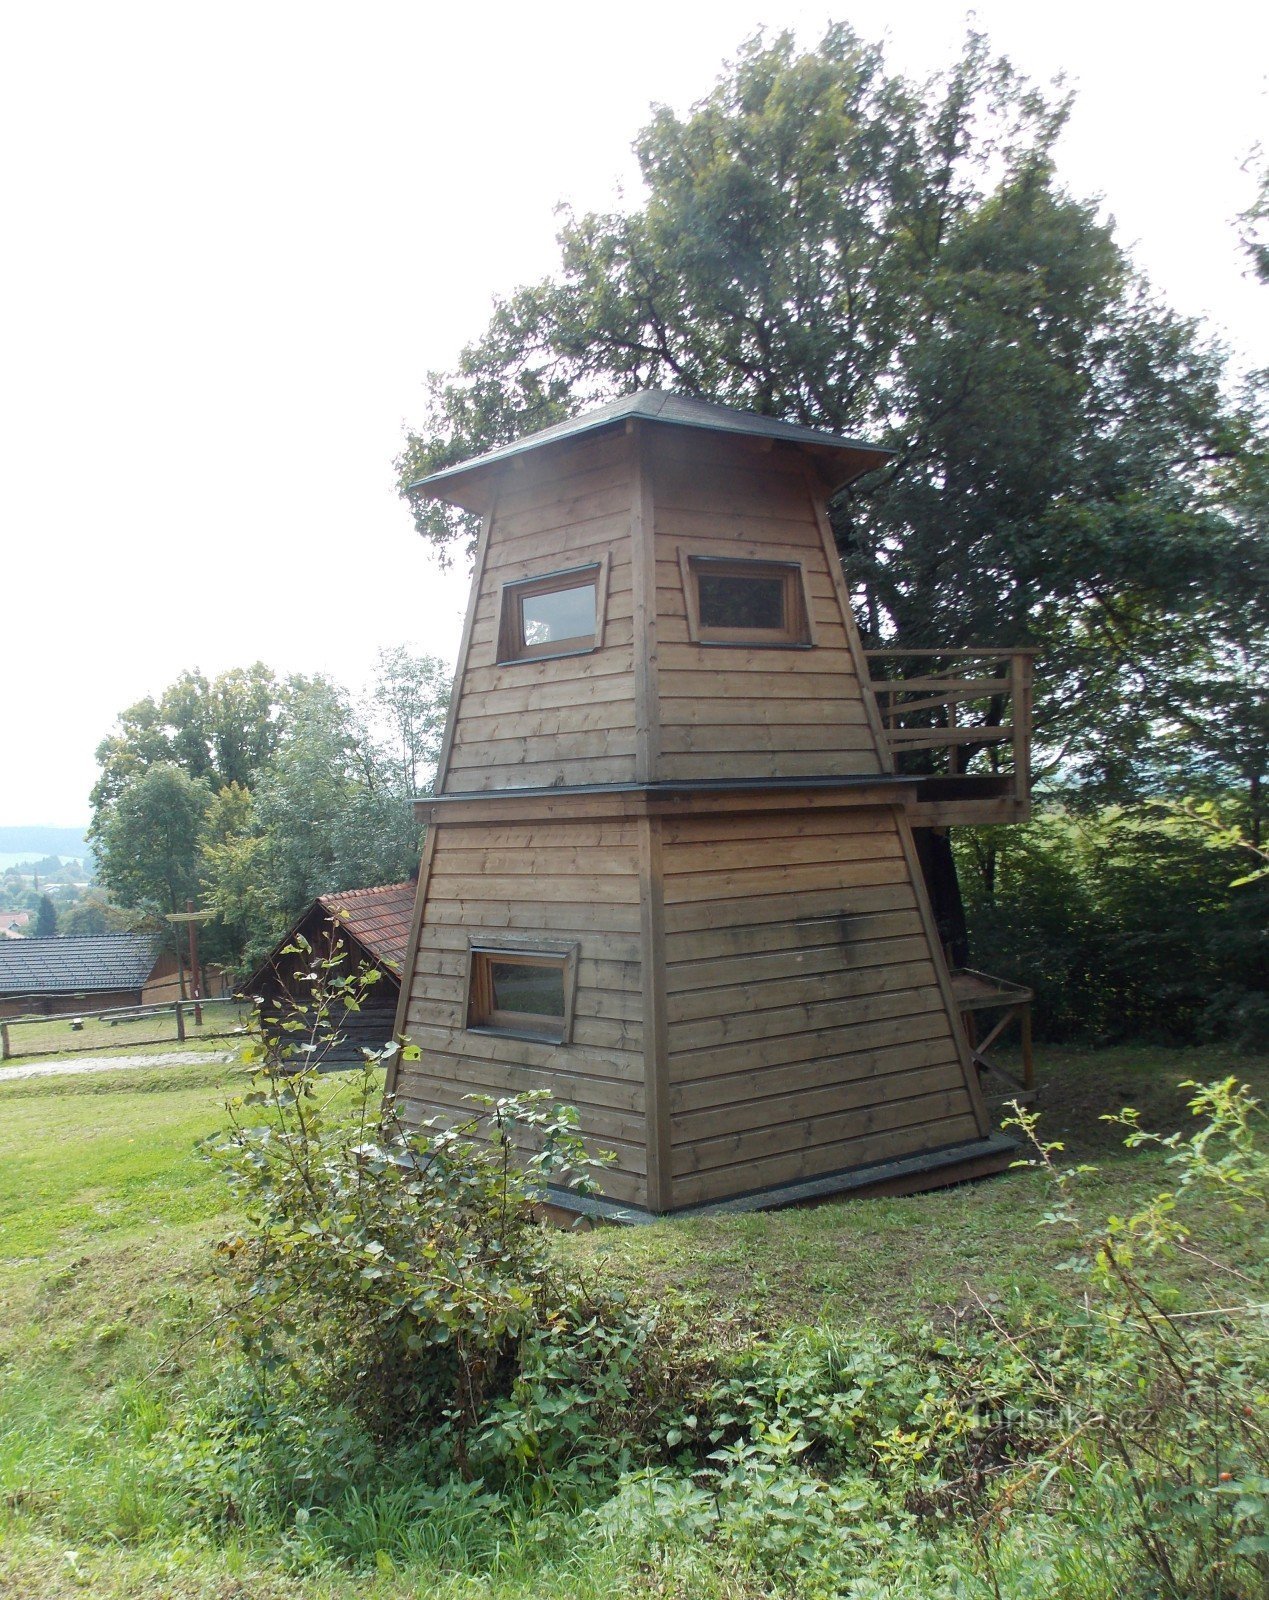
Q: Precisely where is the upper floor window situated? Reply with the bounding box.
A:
[682,554,813,647]
[497,562,605,662]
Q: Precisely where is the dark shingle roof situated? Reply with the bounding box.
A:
[0,933,161,997]
[317,882,416,974]
[409,388,892,501]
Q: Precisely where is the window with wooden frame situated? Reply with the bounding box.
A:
[680,553,813,647]
[464,943,580,1043]
[497,561,607,663]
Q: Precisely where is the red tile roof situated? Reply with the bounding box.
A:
[316,882,416,974]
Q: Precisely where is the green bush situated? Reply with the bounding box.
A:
[959,806,1269,1045]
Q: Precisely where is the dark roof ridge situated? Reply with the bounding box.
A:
[317,881,414,906]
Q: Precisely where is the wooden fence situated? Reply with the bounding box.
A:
[0,996,247,1062]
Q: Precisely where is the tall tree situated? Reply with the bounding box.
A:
[59,890,129,939]
[397,25,1267,792]
[32,894,57,939]
[91,652,450,975]
[90,663,287,817]
[362,645,451,797]
[94,762,211,917]
[249,676,422,914]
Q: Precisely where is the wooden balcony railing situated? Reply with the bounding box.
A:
[864,648,1036,825]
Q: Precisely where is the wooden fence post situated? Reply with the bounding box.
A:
[0,1022,9,1061]
[175,1001,185,1043]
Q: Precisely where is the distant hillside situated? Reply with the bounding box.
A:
[0,826,92,863]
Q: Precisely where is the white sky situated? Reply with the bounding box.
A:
[1,0,1265,827]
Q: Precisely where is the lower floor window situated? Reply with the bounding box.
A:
[465,944,578,1042]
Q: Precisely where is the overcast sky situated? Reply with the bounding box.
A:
[1,0,1265,827]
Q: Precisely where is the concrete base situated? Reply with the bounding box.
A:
[541,1132,1019,1225]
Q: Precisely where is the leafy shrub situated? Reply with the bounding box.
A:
[1001,1078,1269,1598]
[959,806,1269,1045]
[173,946,1267,1598]
[213,1069,604,1448]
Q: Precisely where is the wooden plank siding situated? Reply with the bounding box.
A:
[393,818,649,1207]
[437,423,891,797]
[441,431,640,793]
[660,804,984,1208]
[647,430,886,785]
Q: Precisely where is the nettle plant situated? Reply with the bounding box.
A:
[211,943,613,1461]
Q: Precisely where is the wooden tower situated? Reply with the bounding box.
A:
[387,392,1023,1215]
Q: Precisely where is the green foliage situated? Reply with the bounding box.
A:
[4,1034,1268,1598]
[90,663,287,815]
[959,805,1269,1045]
[92,760,212,917]
[364,644,451,798]
[89,649,449,976]
[245,675,422,924]
[1240,153,1269,285]
[57,888,130,937]
[208,954,612,1464]
[166,1011,1250,1594]
[1157,796,1269,885]
[30,893,57,939]
[1003,1083,1269,1599]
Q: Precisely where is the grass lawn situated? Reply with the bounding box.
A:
[0,1043,1265,1598]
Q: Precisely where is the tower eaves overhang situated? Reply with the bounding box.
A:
[408,389,893,512]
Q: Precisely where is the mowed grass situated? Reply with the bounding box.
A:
[0,1058,242,1260]
[570,1044,1269,1334]
[0,1042,1264,1598]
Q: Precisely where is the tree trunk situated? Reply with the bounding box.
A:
[913,828,969,969]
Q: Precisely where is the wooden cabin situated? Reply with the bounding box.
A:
[388,391,1032,1215]
[0,932,227,1020]
[246,882,416,1063]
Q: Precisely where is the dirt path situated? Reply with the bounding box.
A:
[0,1050,234,1084]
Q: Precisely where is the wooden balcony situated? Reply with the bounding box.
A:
[864,648,1036,827]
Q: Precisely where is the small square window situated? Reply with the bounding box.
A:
[465,944,579,1042]
[682,554,812,647]
[498,564,604,662]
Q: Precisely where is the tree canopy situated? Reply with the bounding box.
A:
[90,663,287,815]
[89,649,451,973]
[397,24,1267,812]
[31,894,58,940]
[94,762,212,918]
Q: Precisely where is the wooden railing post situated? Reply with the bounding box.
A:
[1,1021,9,1061]
[175,1001,185,1043]
[1010,651,1032,812]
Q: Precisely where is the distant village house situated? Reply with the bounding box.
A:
[0,933,227,1019]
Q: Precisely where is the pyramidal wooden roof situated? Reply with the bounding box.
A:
[0,932,160,997]
[410,389,892,505]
